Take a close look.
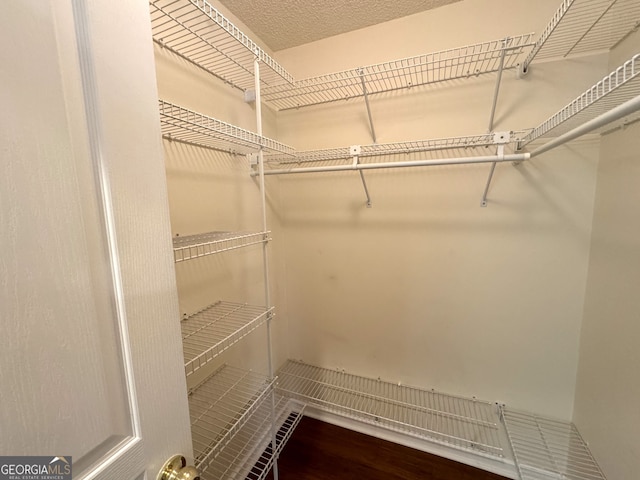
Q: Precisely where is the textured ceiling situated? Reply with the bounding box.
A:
[217,0,464,51]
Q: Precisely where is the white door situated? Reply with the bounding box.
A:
[0,1,193,479]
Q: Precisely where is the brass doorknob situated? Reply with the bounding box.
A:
[157,454,200,480]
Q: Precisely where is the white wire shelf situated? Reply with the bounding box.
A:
[519,54,640,147]
[276,360,504,459]
[200,393,305,480]
[523,0,640,70]
[189,365,275,473]
[149,0,293,91]
[182,301,274,377]
[263,134,503,169]
[501,407,607,480]
[159,100,296,155]
[262,35,534,110]
[173,231,270,263]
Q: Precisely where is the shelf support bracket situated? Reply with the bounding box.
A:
[487,38,509,133]
[359,69,377,143]
[481,132,510,207]
[351,145,372,208]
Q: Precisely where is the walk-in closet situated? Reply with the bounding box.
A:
[2,1,639,479]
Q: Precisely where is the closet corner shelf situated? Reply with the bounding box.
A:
[519,53,640,147]
[173,231,271,263]
[501,407,607,480]
[182,301,274,377]
[159,100,295,155]
[149,0,292,91]
[276,360,504,459]
[523,0,640,71]
[262,34,535,111]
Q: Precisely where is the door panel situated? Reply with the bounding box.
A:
[0,1,192,478]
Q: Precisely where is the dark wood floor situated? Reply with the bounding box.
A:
[267,416,507,480]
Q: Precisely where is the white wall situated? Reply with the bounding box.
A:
[572,30,640,480]
[271,0,608,418]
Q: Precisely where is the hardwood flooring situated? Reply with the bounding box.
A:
[266,416,508,480]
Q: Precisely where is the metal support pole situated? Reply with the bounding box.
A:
[358,171,372,208]
[359,69,377,143]
[530,94,640,158]
[254,58,279,480]
[480,145,504,207]
[488,38,508,133]
[351,150,372,207]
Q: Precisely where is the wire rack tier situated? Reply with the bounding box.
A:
[523,0,640,71]
[149,0,292,90]
[173,231,270,262]
[200,392,305,480]
[189,365,274,473]
[262,34,534,111]
[264,134,500,166]
[519,54,640,147]
[182,301,274,377]
[159,100,295,155]
[276,360,503,458]
[501,407,606,480]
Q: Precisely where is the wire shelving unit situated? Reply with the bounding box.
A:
[262,35,534,111]
[182,301,274,377]
[523,0,640,71]
[149,0,293,91]
[159,100,295,155]
[173,231,271,263]
[519,54,640,148]
[276,360,504,459]
[501,407,607,480]
[199,392,305,480]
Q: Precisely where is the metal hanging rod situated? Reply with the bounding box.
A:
[262,34,535,111]
[520,54,640,148]
[255,152,528,176]
[522,0,640,72]
[149,0,293,91]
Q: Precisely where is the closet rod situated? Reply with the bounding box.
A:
[530,93,640,158]
[256,153,529,176]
